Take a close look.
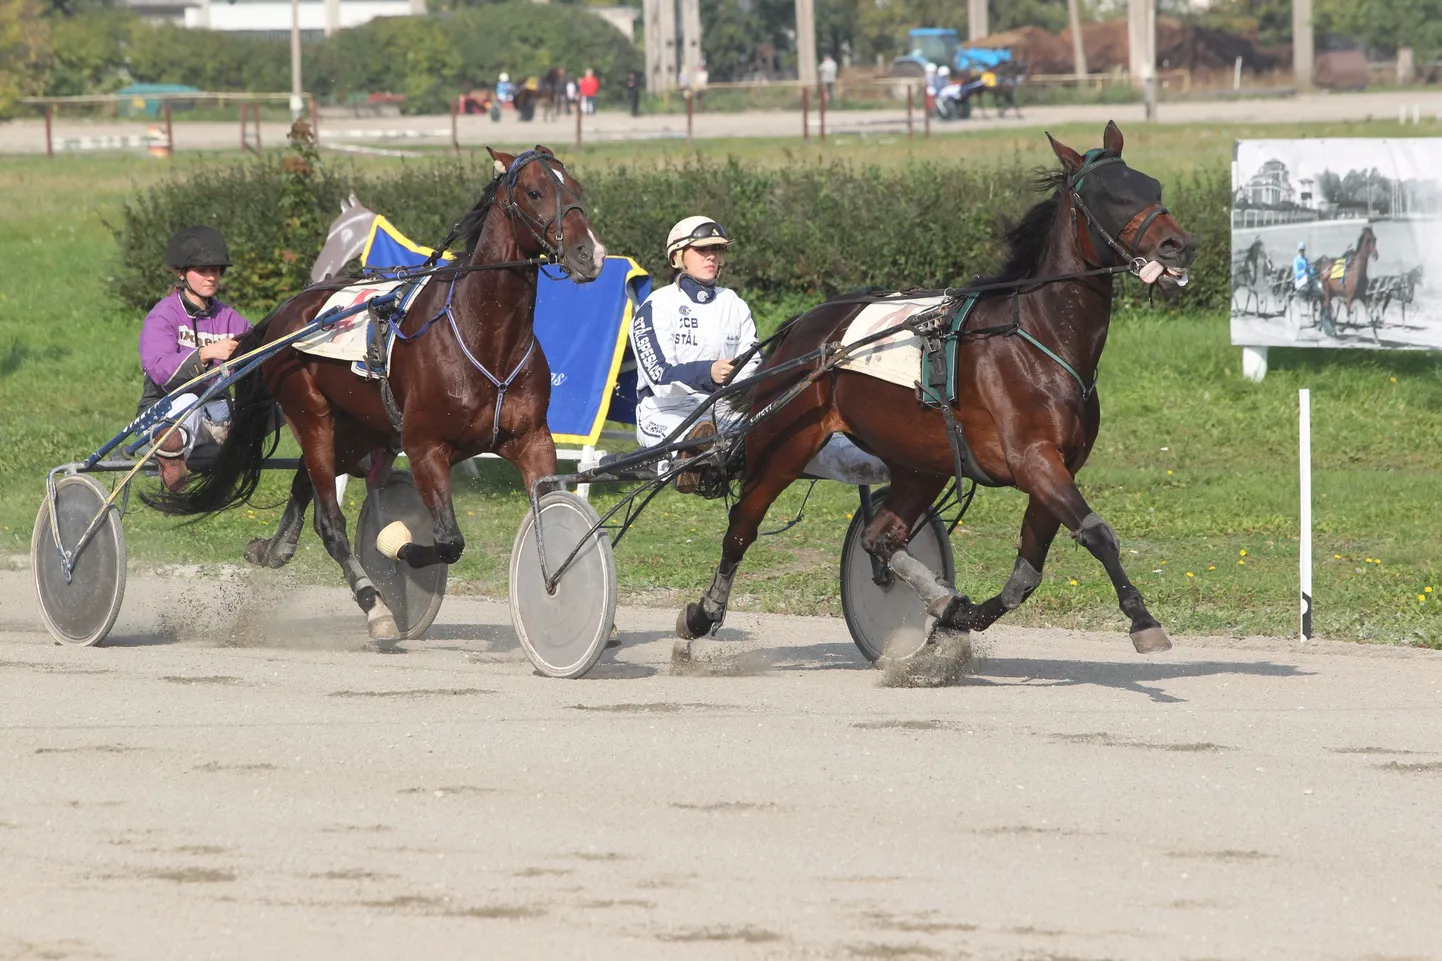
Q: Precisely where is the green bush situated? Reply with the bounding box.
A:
[112,152,1230,317]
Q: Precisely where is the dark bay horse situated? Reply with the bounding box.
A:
[152,146,605,640]
[1317,223,1378,327]
[679,122,1196,655]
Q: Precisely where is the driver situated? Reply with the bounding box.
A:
[1293,240,1315,294]
[138,226,252,491]
[630,216,887,492]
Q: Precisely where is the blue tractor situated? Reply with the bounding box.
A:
[889,28,1015,120]
[890,27,1013,80]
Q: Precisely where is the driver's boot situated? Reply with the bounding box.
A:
[152,430,189,493]
[673,421,717,495]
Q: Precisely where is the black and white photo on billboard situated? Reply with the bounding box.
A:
[1231,138,1442,350]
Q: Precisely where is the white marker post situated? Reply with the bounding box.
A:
[1299,388,1313,640]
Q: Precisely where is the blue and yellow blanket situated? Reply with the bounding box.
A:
[361,216,647,445]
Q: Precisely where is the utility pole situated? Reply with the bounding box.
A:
[968,0,987,42]
[290,0,304,121]
[1067,0,1086,81]
[679,0,703,90]
[795,0,817,87]
[325,0,340,37]
[1292,0,1313,90]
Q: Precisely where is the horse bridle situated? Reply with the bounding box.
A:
[1066,150,1171,274]
[500,150,588,271]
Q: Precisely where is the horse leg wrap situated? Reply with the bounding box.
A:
[1000,557,1042,611]
[1071,512,1119,556]
[700,560,737,621]
[889,549,953,613]
[343,556,375,596]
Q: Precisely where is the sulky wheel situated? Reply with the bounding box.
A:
[509,490,616,679]
[355,470,447,640]
[840,487,956,664]
[31,474,127,647]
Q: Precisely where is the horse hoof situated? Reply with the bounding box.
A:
[367,605,401,642]
[675,602,715,640]
[930,593,974,631]
[244,538,270,567]
[376,521,411,561]
[1131,626,1172,654]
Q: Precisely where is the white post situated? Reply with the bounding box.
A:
[325,0,340,37]
[1299,388,1313,640]
[1233,55,1243,90]
[1241,345,1269,382]
[795,0,817,87]
[289,0,304,121]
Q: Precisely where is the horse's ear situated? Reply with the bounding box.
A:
[487,146,515,177]
[533,144,555,158]
[1103,120,1124,156]
[1046,132,1083,173]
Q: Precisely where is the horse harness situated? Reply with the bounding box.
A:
[901,149,1172,488]
[361,151,580,441]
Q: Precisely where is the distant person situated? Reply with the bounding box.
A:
[626,71,641,116]
[579,68,599,115]
[819,54,838,101]
[495,72,515,105]
[139,227,251,492]
[566,76,579,115]
[1293,241,1315,294]
[693,65,708,106]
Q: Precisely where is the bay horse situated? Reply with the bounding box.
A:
[1317,223,1378,329]
[678,122,1196,655]
[150,146,606,641]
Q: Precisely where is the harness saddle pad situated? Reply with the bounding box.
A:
[293,276,433,377]
[835,294,951,390]
[1328,260,1347,282]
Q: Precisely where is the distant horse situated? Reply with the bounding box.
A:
[975,61,1025,118]
[1316,224,1379,329]
[678,122,1197,655]
[311,193,378,284]
[151,146,606,642]
[1230,235,1270,314]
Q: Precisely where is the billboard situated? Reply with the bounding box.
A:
[1230,139,1442,350]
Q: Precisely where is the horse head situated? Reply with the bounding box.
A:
[488,145,606,283]
[1359,224,1379,261]
[1047,121,1197,288]
[310,192,378,282]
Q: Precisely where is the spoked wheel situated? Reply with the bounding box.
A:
[355,470,446,640]
[509,490,616,679]
[840,486,956,664]
[31,474,127,647]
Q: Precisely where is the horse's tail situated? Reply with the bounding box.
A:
[142,317,283,517]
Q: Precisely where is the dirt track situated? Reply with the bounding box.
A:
[2,567,1440,960]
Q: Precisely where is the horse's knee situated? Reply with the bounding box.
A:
[435,535,465,565]
[1071,511,1119,557]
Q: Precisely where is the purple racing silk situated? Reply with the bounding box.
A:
[139,292,251,388]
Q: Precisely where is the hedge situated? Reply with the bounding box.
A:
[112,147,1229,320]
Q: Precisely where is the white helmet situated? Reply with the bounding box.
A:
[666,215,731,267]
[938,65,951,77]
[499,72,510,83]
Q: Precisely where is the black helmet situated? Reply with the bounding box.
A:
[165,226,232,271]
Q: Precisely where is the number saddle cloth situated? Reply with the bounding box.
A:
[292,276,434,380]
[835,291,978,407]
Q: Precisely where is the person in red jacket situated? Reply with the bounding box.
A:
[578,68,600,115]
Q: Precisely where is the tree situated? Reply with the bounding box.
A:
[0,0,51,118]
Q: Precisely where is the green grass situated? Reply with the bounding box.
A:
[2,129,1440,646]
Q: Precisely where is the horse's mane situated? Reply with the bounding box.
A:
[983,165,1071,284]
[457,175,503,256]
